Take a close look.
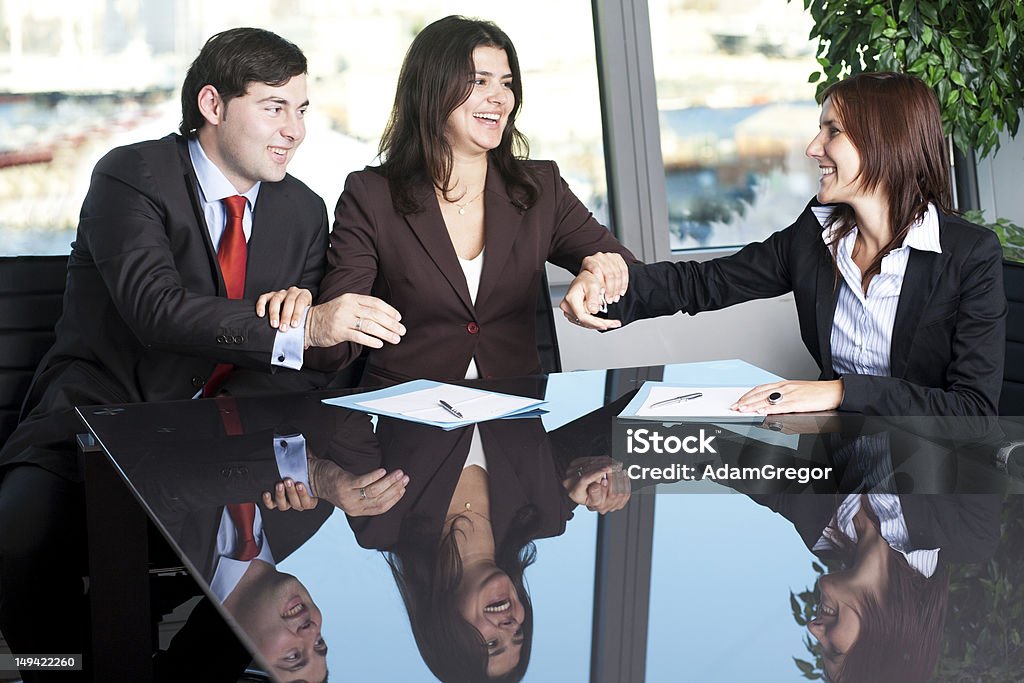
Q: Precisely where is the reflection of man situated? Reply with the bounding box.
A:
[0,27,355,676]
[135,419,332,681]
[223,560,327,683]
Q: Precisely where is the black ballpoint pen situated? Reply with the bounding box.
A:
[438,399,463,418]
[649,392,702,408]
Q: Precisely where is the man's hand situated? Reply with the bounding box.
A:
[262,477,318,511]
[304,293,406,349]
[256,286,311,332]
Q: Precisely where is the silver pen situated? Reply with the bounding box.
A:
[649,392,702,408]
[438,399,463,418]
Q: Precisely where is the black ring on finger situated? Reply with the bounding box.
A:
[767,391,783,406]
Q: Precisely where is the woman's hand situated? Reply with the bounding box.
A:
[310,458,408,516]
[563,457,631,514]
[256,286,312,331]
[559,271,622,331]
[732,380,844,415]
[580,252,629,304]
[304,293,406,349]
[261,459,408,516]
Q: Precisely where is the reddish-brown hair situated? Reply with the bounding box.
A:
[830,559,949,683]
[821,72,953,287]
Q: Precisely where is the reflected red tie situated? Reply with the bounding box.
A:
[204,195,249,397]
[227,502,259,561]
[215,395,260,561]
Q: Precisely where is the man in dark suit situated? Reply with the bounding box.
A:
[0,27,397,679]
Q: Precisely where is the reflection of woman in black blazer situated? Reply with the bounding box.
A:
[754,492,1001,683]
[278,16,636,386]
[563,72,1005,416]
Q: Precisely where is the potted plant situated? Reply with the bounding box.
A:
[796,0,1024,159]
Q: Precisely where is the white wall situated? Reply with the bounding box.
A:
[977,126,1024,225]
[554,293,821,380]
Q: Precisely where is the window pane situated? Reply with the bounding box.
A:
[0,2,608,255]
[648,0,821,251]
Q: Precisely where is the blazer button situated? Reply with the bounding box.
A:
[191,376,205,389]
[216,335,225,343]
[466,322,480,334]
[233,335,244,344]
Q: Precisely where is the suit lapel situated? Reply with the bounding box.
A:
[814,244,838,378]
[890,249,946,378]
[245,184,289,298]
[404,181,475,312]
[476,165,522,310]
[176,137,226,296]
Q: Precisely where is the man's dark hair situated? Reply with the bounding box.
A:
[180,27,307,137]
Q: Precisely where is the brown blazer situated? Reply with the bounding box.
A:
[308,161,636,384]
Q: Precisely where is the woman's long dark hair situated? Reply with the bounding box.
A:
[820,72,953,289]
[385,505,539,682]
[376,15,539,214]
[822,497,950,683]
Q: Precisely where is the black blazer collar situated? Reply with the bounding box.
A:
[813,208,950,380]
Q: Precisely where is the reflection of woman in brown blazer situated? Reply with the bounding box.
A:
[304,16,637,386]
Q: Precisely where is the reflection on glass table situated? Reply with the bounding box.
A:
[79,367,1024,682]
[648,415,1015,683]
[83,369,637,682]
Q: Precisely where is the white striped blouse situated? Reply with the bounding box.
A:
[812,204,942,378]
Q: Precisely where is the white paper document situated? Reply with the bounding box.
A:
[355,383,541,425]
[634,386,757,419]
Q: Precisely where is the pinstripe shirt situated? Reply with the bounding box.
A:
[812,204,943,377]
[814,491,940,578]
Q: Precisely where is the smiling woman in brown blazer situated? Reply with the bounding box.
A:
[263,16,636,386]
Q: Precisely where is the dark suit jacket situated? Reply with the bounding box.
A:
[0,134,329,480]
[609,200,1006,416]
[307,161,636,384]
[134,429,334,582]
[348,418,573,553]
[751,493,1002,566]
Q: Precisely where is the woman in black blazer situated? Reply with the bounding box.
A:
[562,72,1006,417]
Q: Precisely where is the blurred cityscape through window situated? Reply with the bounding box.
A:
[0,1,608,255]
[649,0,821,251]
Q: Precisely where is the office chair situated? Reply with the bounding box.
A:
[0,255,67,447]
[1001,260,1024,416]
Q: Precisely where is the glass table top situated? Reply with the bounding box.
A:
[76,363,1024,682]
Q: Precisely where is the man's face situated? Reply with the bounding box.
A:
[230,568,328,682]
[199,74,308,193]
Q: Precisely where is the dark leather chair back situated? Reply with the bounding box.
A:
[1002,260,1024,415]
[0,255,68,446]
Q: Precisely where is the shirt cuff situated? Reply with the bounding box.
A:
[274,432,309,487]
[271,307,308,370]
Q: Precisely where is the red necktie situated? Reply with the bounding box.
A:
[215,395,260,561]
[204,195,248,397]
[227,501,259,561]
